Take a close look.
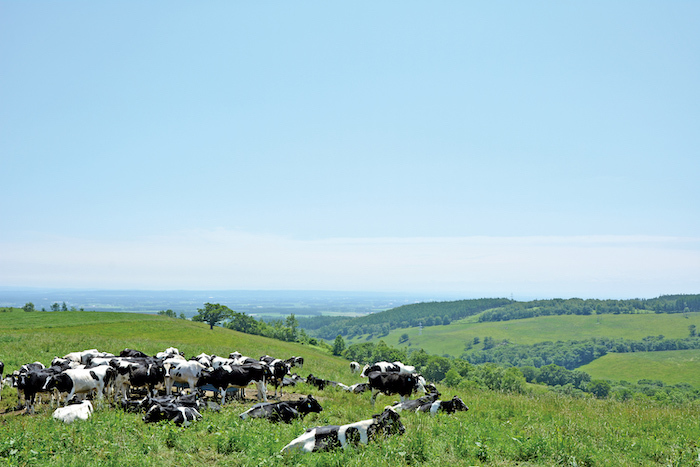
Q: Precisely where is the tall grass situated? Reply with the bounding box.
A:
[2,310,700,466]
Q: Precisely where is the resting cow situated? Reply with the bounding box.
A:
[143,401,202,426]
[367,371,426,406]
[239,394,322,423]
[416,396,469,416]
[0,360,3,401]
[281,407,405,453]
[391,391,440,412]
[53,400,93,423]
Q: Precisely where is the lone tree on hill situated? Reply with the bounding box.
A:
[192,302,233,330]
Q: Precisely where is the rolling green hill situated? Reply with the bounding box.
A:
[579,349,700,387]
[1,309,700,466]
[348,312,700,356]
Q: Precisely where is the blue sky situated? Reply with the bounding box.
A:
[1,2,699,298]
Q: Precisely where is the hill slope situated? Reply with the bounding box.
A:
[1,309,700,466]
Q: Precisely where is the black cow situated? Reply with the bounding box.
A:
[239,394,322,423]
[143,401,202,426]
[367,371,427,406]
[197,364,267,403]
[416,396,469,416]
[281,407,405,453]
[127,363,165,399]
[0,360,4,401]
[306,374,330,390]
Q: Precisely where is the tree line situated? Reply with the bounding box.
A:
[304,295,700,338]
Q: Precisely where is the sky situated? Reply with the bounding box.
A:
[1,2,699,299]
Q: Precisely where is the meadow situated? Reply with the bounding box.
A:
[1,310,700,466]
[580,349,700,387]
[348,311,700,355]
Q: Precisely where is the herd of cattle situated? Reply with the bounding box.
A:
[0,349,469,454]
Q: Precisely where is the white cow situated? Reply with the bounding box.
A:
[53,401,93,423]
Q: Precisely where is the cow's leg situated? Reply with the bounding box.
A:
[370,389,379,406]
[220,388,227,405]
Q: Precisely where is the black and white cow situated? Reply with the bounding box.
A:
[239,394,322,423]
[416,396,469,416]
[367,371,426,406]
[47,366,117,404]
[350,361,362,374]
[113,362,164,401]
[281,407,405,453]
[52,400,93,423]
[119,348,150,358]
[16,368,59,413]
[360,361,415,377]
[0,360,4,401]
[143,401,202,426]
[260,357,291,398]
[391,391,440,412]
[285,356,304,370]
[163,360,211,395]
[345,382,370,394]
[196,364,267,403]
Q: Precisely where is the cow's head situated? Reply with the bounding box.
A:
[451,396,469,412]
[142,403,166,423]
[299,394,323,414]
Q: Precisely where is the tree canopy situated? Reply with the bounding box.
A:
[192,302,233,330]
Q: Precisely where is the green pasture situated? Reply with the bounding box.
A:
[579,349,700,387]
[348,311,700,357]
[2,309,700,466]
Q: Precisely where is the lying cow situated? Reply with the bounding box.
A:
[345,382,370,394]
[239,394,322,423]
[0,360,3,401]
[281,407,405,453]
[143,401,202,426]
[120,348,150,358]
[367,371,426,406]
[305,374,348,391]
[53,400,93,424]
[416,396,469,416]
[391,391,440,412]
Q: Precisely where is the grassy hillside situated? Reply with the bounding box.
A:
[348,312,700,356]
[2,310,700,466]
[580,349,700,387]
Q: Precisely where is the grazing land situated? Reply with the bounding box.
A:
[1,310,700,466]
[580,349,700,387]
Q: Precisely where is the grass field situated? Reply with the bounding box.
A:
[2,310,700,466]
[348,311,700,357]
[580,349,700,387]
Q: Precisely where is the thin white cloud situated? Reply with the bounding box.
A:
[1,231,698,298]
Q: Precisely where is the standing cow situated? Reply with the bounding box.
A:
[367,371,426,406]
